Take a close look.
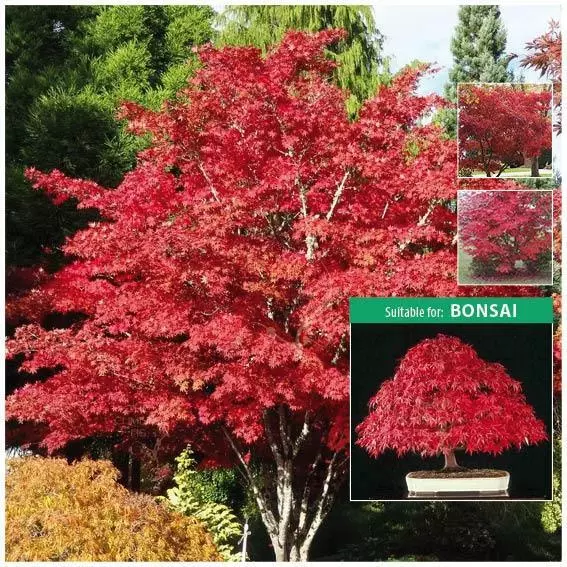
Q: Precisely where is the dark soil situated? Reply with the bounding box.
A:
[407,469,508,479]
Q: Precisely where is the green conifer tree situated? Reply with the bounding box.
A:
[440,5,513,137]
[217,5,388,115]
[5,5,215,267]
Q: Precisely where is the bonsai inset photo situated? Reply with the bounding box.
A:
[457,83,552,178]
[458,190,553,286]
[350,324,552,501]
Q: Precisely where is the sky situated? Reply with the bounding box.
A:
[374,4,561,95]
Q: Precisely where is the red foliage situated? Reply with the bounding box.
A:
[521,20,561,132]
[356,334,548,459]
[458,84,552,176]
[458,190,552,275]
[6,32,541,464]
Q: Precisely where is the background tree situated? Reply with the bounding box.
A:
[5,5,215,267]
[439,5,512,137]
[521,20,562,133]
[6,457,220,561]
[216,5,388,115]
[458,84,552,177]
[356,334,547,470]
[458,190,552,277]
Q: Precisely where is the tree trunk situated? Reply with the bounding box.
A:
[223,407,346,561]
[531,156,540,177]
[443,449,460,470]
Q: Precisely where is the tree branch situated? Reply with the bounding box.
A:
[277,405,292,458]
[222,426,278,533]
[198,162,221,202]
[326,170,350,221]
[263,410,284,470]
[417,201,436,227]
[292,411,312,458]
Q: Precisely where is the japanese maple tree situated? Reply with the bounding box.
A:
[356,334,548,470]
[521,20,561,133]
[6,31,534,560]
[459,190,552,277]
[458,83,552,177]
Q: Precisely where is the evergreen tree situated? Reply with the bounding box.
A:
[216,5,388,115]
[440,5,513,136]
[5,6,215,267]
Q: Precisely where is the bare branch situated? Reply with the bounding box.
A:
[331,333,347,365]
[198,162,221,202]
[277,405,292,458]
[263,410,284,470]
[292,411,312,458]
[302,452,341,545]
[417,201,436,227]
[222,426,279,533]
[326,170,350,221]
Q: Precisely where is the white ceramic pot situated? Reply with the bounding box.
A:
[406,471,510,496]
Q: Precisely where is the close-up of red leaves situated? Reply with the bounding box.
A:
[356,334,548,459]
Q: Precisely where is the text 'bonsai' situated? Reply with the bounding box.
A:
[356,334,547,473]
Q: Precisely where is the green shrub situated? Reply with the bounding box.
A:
[163,448,243,560]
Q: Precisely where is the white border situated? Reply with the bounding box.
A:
[456,189,555,286]
[456,82,555,180]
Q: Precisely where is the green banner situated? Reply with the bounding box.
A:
[350,297,553,324]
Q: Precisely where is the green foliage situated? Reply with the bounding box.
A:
[163,448,243,561]
[217,5,389,115]
[165,5,218,64]
[541,436,561,533]
[441,6,513,136]
[24,86,136,187]
[315,496,560,561]
[447,5,512,97]
[92,40,152,93]
[6,5,215,268]
[515,176,560,190]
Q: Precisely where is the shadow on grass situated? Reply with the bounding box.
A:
[311,493,560,561]
[458,250,552,286]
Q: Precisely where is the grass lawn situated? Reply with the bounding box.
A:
[469,167,553,178]
[458,249,552,286]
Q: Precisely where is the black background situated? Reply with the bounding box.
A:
[350,324,552,501]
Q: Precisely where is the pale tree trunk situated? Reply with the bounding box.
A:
[223,406,346,561]
[443,449,460,471]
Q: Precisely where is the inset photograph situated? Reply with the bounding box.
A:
[458,190,553,285]
[350,325,552,501]
[458,83,552,178]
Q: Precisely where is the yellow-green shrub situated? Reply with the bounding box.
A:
[6,457,221,561]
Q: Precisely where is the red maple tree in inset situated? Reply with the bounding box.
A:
[458,83,552,177]
[356,334,548,470]
[458,190,552,277]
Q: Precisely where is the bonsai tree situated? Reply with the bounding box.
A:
[458,190,552,278]
[356,334,547,471]
[458,83,552,177]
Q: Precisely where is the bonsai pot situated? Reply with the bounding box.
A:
[406,469,509,497]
